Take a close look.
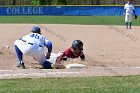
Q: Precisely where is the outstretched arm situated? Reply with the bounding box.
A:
[133,10,136,15]
[133,10,137,19]
[123,9,126,15]
[45,40,52,59]
[80,53,85,61]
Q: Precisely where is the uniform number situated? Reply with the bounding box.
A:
[30,34,44,41]
[30,34,40,39]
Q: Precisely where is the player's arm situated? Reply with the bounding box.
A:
[123,4,126,15]
[56,53,66,63]
[132,6,137,19]
[45,39,52,59]
[56,48,71,63]
[133,10,137,19]
[131,4,136,15]
[80,51,85,61]
[124,9,126,14]
[133,10,136,15]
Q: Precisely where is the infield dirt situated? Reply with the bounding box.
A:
[0,24,140,78]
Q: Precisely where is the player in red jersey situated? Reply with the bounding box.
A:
[44,40,85,69]
[56,40,85,63]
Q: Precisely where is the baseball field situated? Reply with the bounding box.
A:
[0,16,140,93]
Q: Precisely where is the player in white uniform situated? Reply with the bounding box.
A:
[14,26,53,69]
[124,0,136,29]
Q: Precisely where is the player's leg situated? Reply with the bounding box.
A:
[47,53,60,64]
[14,40,37,69]
[14,45,25,69]
[42,61,53,69]
[129,22,132,29]
[31,47,53,69]
[125,14,129,29]
[129,14,133,29]
[46,52,65,69]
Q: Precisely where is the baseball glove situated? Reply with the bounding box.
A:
[134,15,137,19]
[51,63,66,69]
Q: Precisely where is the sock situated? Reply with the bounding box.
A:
[129,22,132,29]
[125,22,128,28]
[15,45,23,64]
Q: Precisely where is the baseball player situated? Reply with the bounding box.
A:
[14,26,52,69]
[124,0,137,29]
[46,40,85,69]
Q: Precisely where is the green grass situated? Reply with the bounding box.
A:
[0,16,139,25]
[0,76,140,93]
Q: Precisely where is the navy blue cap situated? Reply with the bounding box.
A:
[31,26,41,33]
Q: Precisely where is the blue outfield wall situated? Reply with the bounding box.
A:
[0,6,140,16]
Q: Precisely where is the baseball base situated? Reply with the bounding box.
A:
[65,63,86,69]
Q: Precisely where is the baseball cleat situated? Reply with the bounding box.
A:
[16,63,25,69]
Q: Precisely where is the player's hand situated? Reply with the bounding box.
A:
[51,63,66,69]
[81,58,85,61]
[46,53,50,59]
[134,15,137,19]
[62,56,67,61]
[80,54,85,61]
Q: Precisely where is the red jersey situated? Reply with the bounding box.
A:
[57,47,85,63]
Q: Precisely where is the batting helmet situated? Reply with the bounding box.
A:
[31,26,41,33]
[72,40,83,51]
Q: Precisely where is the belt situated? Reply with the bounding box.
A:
[21,40,42,47]
[28,43,42,47]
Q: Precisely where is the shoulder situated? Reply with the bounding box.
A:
[40,34,48,40]
[64,48,72,54]
[38,34,47,40]
[125,3,128,6]
[44,36,51,42]
[124,4,128,8]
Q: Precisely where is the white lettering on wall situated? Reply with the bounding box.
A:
[7,7,44,15]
